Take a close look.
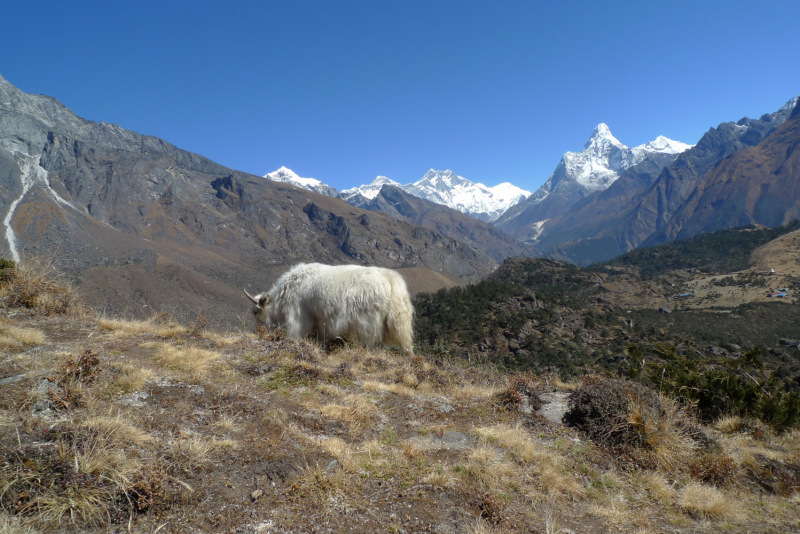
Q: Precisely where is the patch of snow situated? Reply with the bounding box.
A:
[633,136,693,155]
[265,166,322,188]
[4,152,82,263]
[528,219,549,241]
[340,176,402,201]
[264,166,338,196]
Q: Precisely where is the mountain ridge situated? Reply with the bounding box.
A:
[501,95,799,265]
[0,74,505,326]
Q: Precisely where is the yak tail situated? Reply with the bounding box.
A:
[384,275,415,356]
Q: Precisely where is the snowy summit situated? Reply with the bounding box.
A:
[264,167,339,197]
[527,124,693,207]
[341,170,530,222]
[340,176,402,202]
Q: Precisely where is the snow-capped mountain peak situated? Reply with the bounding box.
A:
[340,176,402,201]
[633,135,693,155]
[264,167,339,197]
[404,170,530,222]
[584,123,625,150]
[537,124,694,198]
[339,170,530,222]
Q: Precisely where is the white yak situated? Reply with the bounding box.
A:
[244,263,414,355]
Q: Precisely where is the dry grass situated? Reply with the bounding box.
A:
[109,363,155,394]
[463,444,516,489]
[97,317,186,337]
[319,394,377,430]
[151,344,225,379]
[0,265,797,533]
[678,483,742,520]
[80,414,152,447]
[288,464,352,507]
[475,424,583,498]
[0,435,142,527]
[639,472,676,504]
[588,500,631,527]
[0,514,39,534]
[451,383,503,402]
[0,257,81,316]
[361,379,417,397]
[621,393,698,474]
[0,323,45,348]
[422,464,459,489]
[170,435,229,468]
[318,436,360,472]
[715,415,743,434]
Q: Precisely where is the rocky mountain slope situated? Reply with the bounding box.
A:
[0,74,503,326]
[495,124,692,245]
[341,169,530,222]
[342,184,536,262]
[508,96,799,265]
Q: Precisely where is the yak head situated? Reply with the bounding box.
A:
[244,289,270,326]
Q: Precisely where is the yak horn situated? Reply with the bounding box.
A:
[243,288,259,305]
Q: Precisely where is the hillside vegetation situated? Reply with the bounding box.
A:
[1,257,798,533]
[595,220,800,278]
[413,240,800,430]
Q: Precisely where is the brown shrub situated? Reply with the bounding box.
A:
[689,451,740,487]
[61,349,101,384]
[564,378,661,449]
[0,258,79,315]
[474,492,506,524]
[128,464,168,512]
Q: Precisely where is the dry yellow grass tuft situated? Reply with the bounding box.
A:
[476,423,538,463]
[0,438,143,527]
[0,323,45,348]
[97,317,186,337]
[476,424,583,498]
[289,463,352,507]
[678,483,741,520]
[588,500,631,527]
[319,394,377,430]
[0,514,39,534]
[422,464,458,489]
[464,444,516,489]
[0,257,81,316]
[151,344,225,379]
[627,394,697,474]
[318,436,360,472]
[81,414,152,447]
[362,379,417,397]
[109,363,155,394]
[452,383,503,402]
[639,472,676,504]
[715,415,743,434]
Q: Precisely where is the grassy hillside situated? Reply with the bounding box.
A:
[1,258,798,533]
[594,220,800,278]
[414,255,800,429]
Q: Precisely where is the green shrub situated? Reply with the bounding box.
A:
[0,257,15,283]
[648,345,800,430]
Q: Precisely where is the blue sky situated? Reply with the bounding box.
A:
[2,1,799,193]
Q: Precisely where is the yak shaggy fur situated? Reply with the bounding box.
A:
[249,263,414,355]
